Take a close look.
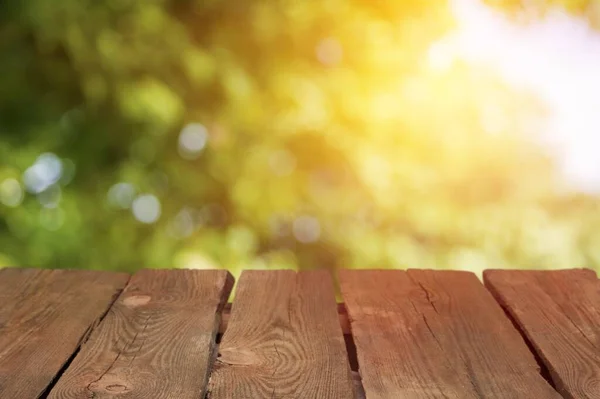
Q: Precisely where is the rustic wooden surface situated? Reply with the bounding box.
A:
[0,268,128,399]
[485,269,600,399]
[219,303,351,335]
[208,270,355,399]
[3,267,595,399]
[48,269,233,399]
[339,269,560,399]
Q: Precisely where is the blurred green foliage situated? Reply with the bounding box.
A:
[1,0,599,278]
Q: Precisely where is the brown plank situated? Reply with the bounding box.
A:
[339,269,560,399]
[484,268,600,399]
[0,268,129,399]
[208,270,356,398]
[48,269,233,399]
[219,302,351,334]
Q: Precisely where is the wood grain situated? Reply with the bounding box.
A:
[339,269,560,399]
[48,269,233,399]
[484,268,600,399]
[219,303,351,335]
[208,270,356,398]
[0,268,129,399]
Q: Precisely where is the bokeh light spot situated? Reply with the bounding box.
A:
[37,185,61,208]
[316,37,343,66]
[23,153,63,194]
[107,182,136,209]
[39,208,65,231]
[0,178,24,207]
[178,123,208,159]
[167,208,195,238]
[132,194,161,224]
[175,251,218,270]
[293,216,321,243]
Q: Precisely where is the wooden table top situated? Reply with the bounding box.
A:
[0,267,598,399]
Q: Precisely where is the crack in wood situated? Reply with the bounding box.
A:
[416,281,439,314]
[39,276,130,399]
[128,315,151,367]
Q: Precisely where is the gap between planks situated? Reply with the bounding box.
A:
[214,302,365,399]
[37,290,550,399]
[218,294,557,397]
[22,275,358,399]
[4,269,570,399]
[217,303,356,372]
[38,277,130,398]
[45,279,555,399]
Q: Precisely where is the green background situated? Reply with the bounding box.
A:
[1,0,599,279]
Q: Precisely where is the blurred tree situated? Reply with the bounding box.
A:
[0,0,598,277]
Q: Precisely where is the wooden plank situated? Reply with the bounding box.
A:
[48,269,233,399]
[219,302,351,335]
[0,268,129,399]
[339,269,560,399]
[208,270,356,398]
[484,268,600,399]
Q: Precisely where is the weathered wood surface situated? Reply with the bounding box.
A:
[339,269,560,399]
[4,266,597,398]
[485,269,600,399]
[0,268,128,399]
[219,303,351,335]
[208,270,355,398]
[48,269,233,399]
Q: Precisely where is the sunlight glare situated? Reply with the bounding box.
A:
[450,0,600,193]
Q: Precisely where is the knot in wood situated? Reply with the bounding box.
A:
[218,348,259,366]
[89,374,132,394]
[106,384,129,393]
[123,295,151,308]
